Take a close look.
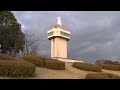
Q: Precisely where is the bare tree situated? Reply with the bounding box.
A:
[24,31,40,56]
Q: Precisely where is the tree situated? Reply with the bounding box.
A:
[24,31,40,56]
[0,11,25,56]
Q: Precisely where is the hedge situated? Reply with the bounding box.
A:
[85,72,120,79]
[0,60,36,77]
[23,55,66,70]
[45,59,65,70]
[72,62,102,72]
[23,55,45,67]
[98,64,120,71]
[0,54,16,60]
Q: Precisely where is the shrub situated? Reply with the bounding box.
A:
[45,59,65,70]
[98,64,120,71]
[113,61,120,65]
[95,59,120,65]
[0,60,36,77]
[95,59,112,64]
[104,60,113,64]
[72,62,102,72]
[23,55,65,70]
[0,54,16,60]
[85,72,120,79]
[23,55,45,67]
[95,60,106,64]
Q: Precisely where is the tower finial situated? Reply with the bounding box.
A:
[57,17,62,25]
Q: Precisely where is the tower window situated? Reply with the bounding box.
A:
[48,32,53,36]
[61,31,70,37]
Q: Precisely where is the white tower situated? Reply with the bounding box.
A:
[47,17,70,59]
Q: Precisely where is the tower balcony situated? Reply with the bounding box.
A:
[47,29,70,41]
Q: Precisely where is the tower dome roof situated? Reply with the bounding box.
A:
[50,24,67,30]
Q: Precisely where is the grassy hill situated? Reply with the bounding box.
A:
[0,54,120,79]
[0,63,120,79]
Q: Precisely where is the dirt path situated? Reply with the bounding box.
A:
[31,63,120,79]
[31,63,94,79]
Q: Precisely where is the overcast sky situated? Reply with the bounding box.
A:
[12,11,120,63]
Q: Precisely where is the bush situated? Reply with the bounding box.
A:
[23,55,45,67]
[72,62,102,72]
[113,61,120,65]
[98,64,120,71]
[23,55,65,70]
[45,59,65,70]
[0,54,16,60]
[104,60,113,64]
[85,72,120,79]
[0,60,36,77]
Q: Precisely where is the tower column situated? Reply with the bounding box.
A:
[54,38,58,58]
[51,39,54,58]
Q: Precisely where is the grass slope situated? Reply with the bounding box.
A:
[0,63,120,79]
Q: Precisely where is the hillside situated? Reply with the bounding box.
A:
[32,63,120,79]
[1,63,120,79]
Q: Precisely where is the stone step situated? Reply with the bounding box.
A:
[53,58,84,63]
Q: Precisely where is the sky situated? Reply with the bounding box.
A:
[12,11,120,63]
